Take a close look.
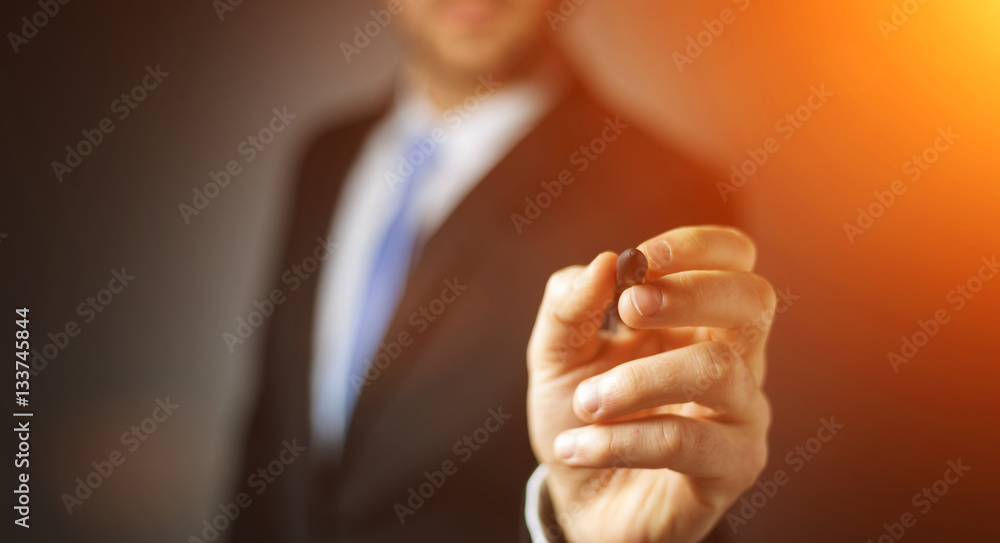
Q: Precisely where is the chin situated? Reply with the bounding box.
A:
[435,29,536,75]
[435,39,516,76]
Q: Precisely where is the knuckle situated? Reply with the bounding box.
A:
[737,399,772,487]
[608,361,648,406]
[749,273,777,315]
[601,426,635,464]
[674,228,709,257]
[676,270,710,308]
[545,266,578,293]
[657,419,686,459]
[760,393,774,425]
[740,439,769,489]
[697,342,738,387]
[696,342,755,409]
[725,226,757,256]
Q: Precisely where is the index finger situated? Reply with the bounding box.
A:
[527,252,618,367]
[637,225,757,278]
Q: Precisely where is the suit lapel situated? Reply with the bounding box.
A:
[341,85,591,466]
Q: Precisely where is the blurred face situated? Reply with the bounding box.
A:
[392,0,558,78]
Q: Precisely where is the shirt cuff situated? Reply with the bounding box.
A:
[525,463,565,542]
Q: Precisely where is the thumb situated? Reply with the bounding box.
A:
[528,251,618,369]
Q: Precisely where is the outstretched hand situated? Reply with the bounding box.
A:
[527,226,774,543]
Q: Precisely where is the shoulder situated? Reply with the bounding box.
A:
[295,101,390,176]
[550,83,733,226]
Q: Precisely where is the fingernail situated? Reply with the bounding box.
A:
[630,284,663,317]
[576,381,600,415]
[554,432,578,460]
[644,241,672,271]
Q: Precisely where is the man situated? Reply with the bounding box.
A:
[231,1,774,542]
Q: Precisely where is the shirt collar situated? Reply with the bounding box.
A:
[388,53,573,142]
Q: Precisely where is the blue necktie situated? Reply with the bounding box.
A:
[345,135,437,415]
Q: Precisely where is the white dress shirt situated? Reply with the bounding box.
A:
[310,72,564,453]
[309,64,569,543]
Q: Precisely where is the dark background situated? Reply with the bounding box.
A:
[2,0,998,542]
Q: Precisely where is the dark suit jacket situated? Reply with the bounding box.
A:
[229,81,733,543]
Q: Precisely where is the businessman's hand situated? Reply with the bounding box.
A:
[527,226,774,543]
